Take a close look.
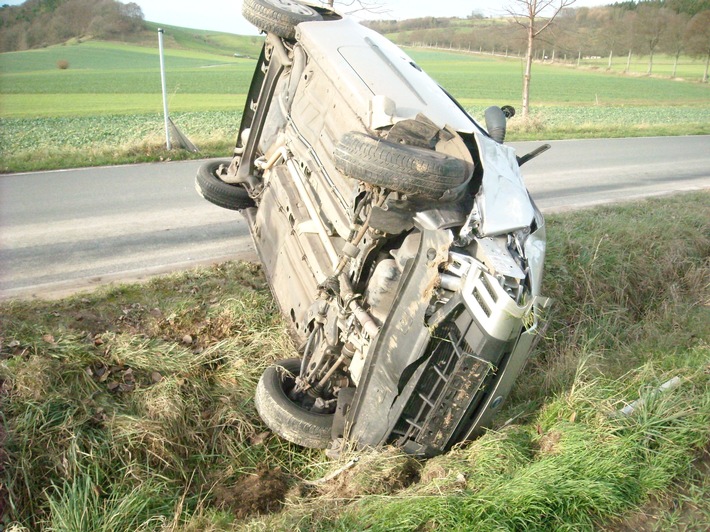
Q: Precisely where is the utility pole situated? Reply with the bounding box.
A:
[158,28,171,150]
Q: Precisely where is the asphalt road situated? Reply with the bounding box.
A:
[1,136,709,299]
[0,160,254,299]
[514,136,710,211]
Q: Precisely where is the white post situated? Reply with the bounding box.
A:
[158,28,171,150]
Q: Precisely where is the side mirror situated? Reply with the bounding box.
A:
[485,105,516,144]
[501,105,516,119]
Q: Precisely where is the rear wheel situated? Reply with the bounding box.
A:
[242,0,323,39]
[334,131,472,200]
[255,358,333,449]
[195,160,255,211]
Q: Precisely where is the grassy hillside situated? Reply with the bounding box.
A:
[1,192,708,530]
[142,22,262,59]
[0,0,144,52]
[0,0,261,57]
[0,42,256,100]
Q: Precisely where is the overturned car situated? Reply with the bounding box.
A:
[196,0,551,457]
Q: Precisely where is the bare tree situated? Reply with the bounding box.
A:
[634,4,673,76]
[597,7,630,70]
[662,11,690,78]
[321,0,388,15]
[507,0,577,119]
[685,10,710,83]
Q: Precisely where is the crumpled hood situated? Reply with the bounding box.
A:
[474,130,535,236]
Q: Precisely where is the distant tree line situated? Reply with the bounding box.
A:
[365,0,710,81]
[365,16,454,33]
[0,0,144,52]
[612,0,709,16]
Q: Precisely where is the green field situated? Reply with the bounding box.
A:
[0,35,257,171]
[577,52,710,80]
[0,40,256,101]
[0,35,708,173]
[412,50,710,105]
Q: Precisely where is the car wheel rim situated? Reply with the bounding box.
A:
[272,0,316,16]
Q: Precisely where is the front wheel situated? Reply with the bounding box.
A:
[242,0,323,39]
[255,358,333,449]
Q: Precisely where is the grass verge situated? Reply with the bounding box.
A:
[1,192,708,530]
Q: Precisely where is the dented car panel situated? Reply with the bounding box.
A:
[473,131,537,237]
[296,18,478,133]
[195,0,551,456]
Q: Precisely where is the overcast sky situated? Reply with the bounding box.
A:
[4,1,612,35]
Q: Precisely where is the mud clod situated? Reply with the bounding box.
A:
[311,449,422,500]
[213,466,288,519]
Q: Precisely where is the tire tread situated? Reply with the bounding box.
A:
[242,0,322,39]
[334,131,471,200]
[254,358,333,449]
[195,160,255,211]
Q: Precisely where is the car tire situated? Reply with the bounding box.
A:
[242,0,323,40]
[334,131,472,200]
[195,160,256,211]
[255,358,334,449]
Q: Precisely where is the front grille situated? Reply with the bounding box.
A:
[481,273,499,303]
[390,310,492,453]
[473,286,491,317]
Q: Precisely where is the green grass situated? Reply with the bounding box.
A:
[2,45,705,102]
[412,48,710,82]
[0,38,256,171]
[0,41,227,74]
[0,262,328,530]
[0,66,255,96]
[0,93,246,118]
[0,42,256,96]
[605,449,710,531]
[1,192,708,530]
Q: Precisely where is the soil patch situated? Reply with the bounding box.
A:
[311,450,421,500]
[212,466,289,520]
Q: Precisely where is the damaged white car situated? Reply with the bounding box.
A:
[196,0,551,456]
